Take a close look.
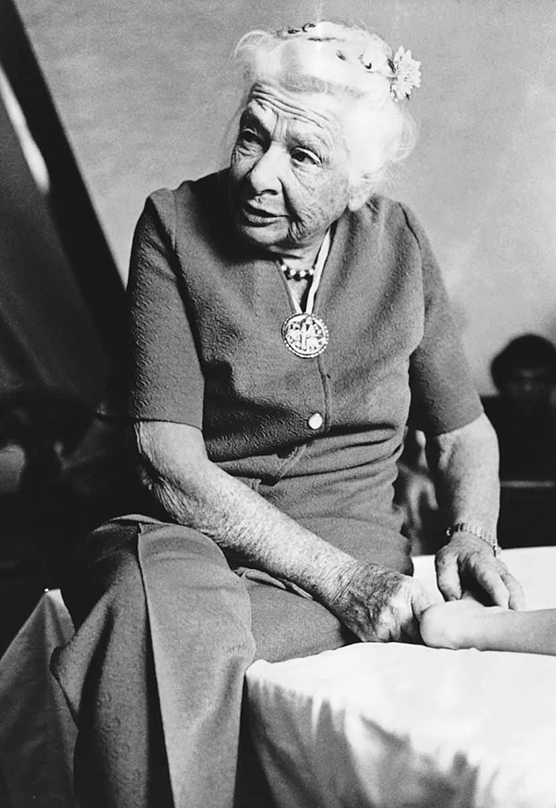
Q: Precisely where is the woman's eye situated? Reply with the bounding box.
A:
[239,129,262,146]
[291,149,319,166]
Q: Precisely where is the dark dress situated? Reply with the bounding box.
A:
[51,172,482,808]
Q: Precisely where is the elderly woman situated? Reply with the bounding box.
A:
[52,21,524,808]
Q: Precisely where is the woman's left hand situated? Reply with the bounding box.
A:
[435,534,525,609]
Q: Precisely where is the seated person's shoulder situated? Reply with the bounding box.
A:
[145,171,226,222]
[360,195,430,251]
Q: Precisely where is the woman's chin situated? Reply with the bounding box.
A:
[235,219,288,251]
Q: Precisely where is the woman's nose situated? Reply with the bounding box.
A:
[248,145,282,195]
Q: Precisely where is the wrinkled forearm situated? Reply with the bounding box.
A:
[135,421,361,607]
[425,413,500,534]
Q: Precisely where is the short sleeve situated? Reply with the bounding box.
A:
[126,189,204,427]
[402,206,483,434]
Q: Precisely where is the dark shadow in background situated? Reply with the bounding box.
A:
[0,0,138,665]
[0,0,126,375]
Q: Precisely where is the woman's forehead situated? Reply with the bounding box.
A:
[244,82,346,135]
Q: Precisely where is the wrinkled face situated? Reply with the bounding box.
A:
[229,83,357,255]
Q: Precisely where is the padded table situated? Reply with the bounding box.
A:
[246,546,556,808]
[0,587,76,807]
[0,547,555,807]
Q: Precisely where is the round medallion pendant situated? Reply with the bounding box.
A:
[281,313,329,358]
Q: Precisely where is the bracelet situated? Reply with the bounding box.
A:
[445,522,501,557]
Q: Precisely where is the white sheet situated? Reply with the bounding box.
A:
[2,547,555,808]
[246,547,556,808]
[0,588,77,808]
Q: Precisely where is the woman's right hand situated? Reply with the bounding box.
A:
[325,560,435,642]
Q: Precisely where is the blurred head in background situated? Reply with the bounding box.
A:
[491,334,556,410]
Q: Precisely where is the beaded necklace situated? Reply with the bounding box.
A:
[280,230,331,358]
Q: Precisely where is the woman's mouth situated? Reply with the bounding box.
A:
[240,201,285,224]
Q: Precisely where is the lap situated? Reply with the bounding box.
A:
[236,568,353,661]
[61,516,359,664]
[54,517,363,805]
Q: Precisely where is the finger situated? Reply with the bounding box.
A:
[401,587,434,643]
[469,560,510,607]
[390,584,434,643]
[501,570,526,610]
[435,551,463,602]
[370,612,397,643]
[373,597,417,643]
[411,583,436,621]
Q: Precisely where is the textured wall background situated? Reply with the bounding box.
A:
[15,0,556,393]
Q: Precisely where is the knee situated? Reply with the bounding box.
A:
[62,521,147,630]
[137,523,253,635]
[61,518,255,666]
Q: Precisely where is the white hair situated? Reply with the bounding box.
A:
[233,21,419,189]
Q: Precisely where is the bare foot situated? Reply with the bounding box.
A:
[419,598,506,650]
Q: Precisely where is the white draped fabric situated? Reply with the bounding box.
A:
[1,548,555,808]
[246,547,556,808]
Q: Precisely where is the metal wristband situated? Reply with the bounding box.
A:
[445,522,501,557]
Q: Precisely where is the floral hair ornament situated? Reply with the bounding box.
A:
[390,47,421,101]
[280,23,421,102]
[359,43,421,101]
